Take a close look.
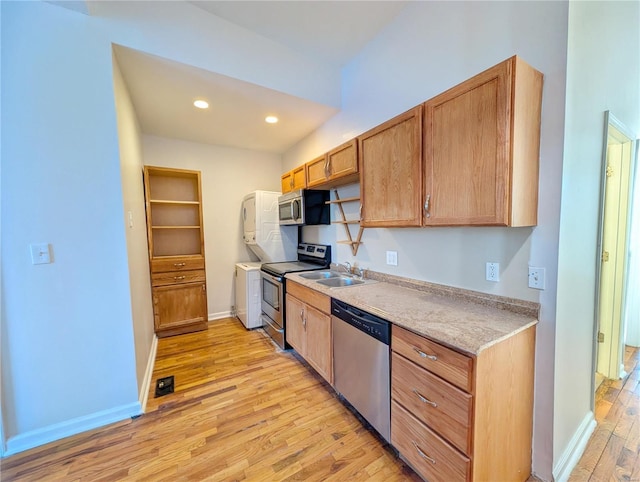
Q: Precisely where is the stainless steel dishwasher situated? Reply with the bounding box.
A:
[332,298,390,442]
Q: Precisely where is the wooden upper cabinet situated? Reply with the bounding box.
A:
[281,165,307,194]
[359,106,423,227]
[305,155,328,188]
[423,56,543,226]
[306,140,359,189]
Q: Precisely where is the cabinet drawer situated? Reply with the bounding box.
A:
[392,325,473,392]
[287,281,330,313]
[392,401,470,482]
[392,352,472,454]
[151,256,204,273]
[152,269,205,287]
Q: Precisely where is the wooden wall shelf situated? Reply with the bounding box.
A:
[327,189,364,256]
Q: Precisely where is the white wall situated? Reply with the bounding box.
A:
[553,1,640,479]
[142,136,282,318]
[0,0,338,454]
[112,53,156,400]
[1,2,140,452]
[283,2,569,478]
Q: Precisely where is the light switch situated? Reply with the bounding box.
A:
[128,211,134,228]
[30,243,51,265]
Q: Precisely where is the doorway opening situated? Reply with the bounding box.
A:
[594,111,638,392]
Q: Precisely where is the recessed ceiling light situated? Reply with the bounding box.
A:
[193,99,209,109]
[265,116,279,124]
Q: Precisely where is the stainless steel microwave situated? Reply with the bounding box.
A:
[278,190,330,226]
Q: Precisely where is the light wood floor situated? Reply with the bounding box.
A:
[569,344,640,481]
[1,318,422,481]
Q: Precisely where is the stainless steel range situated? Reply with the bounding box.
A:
[260,243,331,349]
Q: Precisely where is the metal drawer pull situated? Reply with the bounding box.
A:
[173,262,186,267]
[412,441,436,464]
[413,347,437,361]
[174,276,186,281]
[412,388,437,407]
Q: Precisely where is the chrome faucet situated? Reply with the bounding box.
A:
[338,261,352,274]
[352,266,365,279]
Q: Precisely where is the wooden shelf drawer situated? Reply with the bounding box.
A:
[151,256,205,273]
[392,325,473,392]
[152,269,205,287]
[392,352,472,454]
[392,401,470,482]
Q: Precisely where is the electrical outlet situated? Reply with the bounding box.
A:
[486,262,499,282]
[386,251,398,266]
[528,267,546,290]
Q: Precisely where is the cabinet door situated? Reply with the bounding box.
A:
[292,165,307,190]
[305,305,332,385]
[285,295,306,355]
[424,60,511,226]
[281,171,293,194]
[327,139,358,181]
[359,106,423,227]
[152,282,207,335]
[306,155,329,188]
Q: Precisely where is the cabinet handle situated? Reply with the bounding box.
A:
[412,441,436,464]
[301,309,306,328]
[424,194,431,218]
[413,347,437,361]
[174,276,186,281]
[412,388,438,407]
[174,262,186,267]
[359,204,363,221]
[202,284,206,292]
[324,157,330,177]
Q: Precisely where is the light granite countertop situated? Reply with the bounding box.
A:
[285,270,539,357]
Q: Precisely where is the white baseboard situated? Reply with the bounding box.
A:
[552,411,597,482]
[3,402,142,457]
[139,335,158,412]
[209,310,233,321]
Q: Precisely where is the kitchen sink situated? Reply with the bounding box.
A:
[316,277,367,288]
[298,270,341,279]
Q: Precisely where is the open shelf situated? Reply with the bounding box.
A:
[330,189,364,256]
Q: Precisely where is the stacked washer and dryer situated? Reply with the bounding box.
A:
[235,191,296,329]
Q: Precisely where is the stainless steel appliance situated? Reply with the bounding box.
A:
[278,190,330,226]
[260,243,331,349]
[332,298,391,442]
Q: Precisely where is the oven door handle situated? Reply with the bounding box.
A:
[261,271,283,284]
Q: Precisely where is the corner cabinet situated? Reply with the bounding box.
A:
[391,325,536,481]
[285,281,333,385]
[423,56,543,226]
[358,106,424,227]
[143,166,208,337]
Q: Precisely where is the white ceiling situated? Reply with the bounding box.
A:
[189,1,408,68]
[113,1,409,154]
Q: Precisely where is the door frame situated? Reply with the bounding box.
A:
[592,111,638,399]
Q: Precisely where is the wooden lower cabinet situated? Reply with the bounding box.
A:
[391,324,536,482]
[392,401,470,482]
[285,282,332,385]
[152,279,207,338]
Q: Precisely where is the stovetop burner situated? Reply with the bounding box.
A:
[261,243,331,277]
